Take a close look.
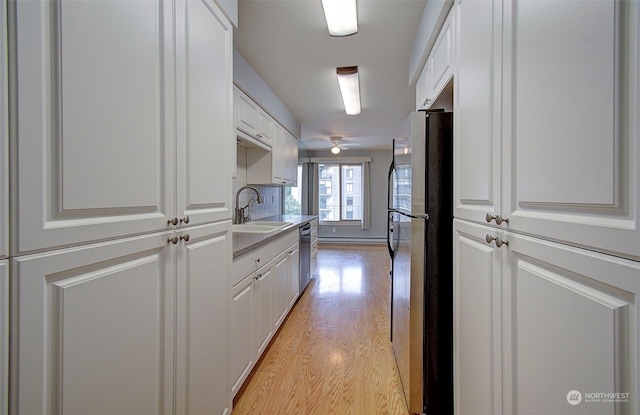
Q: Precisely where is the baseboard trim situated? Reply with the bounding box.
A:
[317,237,386,245]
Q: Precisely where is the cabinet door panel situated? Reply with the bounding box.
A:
[274,251,289,329]
[289,244,300,307]
[503,232,639,415]
[230,276,254,396]
[1,2,7,260]
[0,261,7,415]
[256,265,274,356]
[429,11,453,100]
[11,233,175,415]
[453,0,502,224]
[14,0,174,253]
[176,222,230,415]
[453,219,502,415]
[176,0,233,225]
[502,0,640,260]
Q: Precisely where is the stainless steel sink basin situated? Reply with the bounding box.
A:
[232,221,292,234]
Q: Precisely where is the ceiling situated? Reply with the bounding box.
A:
[233,0,427,152]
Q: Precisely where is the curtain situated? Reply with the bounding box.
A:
[361,161,370,230]
[302,162,318,215]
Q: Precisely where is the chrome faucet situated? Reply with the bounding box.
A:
[234,185,264,224]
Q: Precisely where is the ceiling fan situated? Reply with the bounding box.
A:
[305,136,361,154]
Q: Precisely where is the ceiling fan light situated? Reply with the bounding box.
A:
[321,0,358,37]
[331,145,341,154]
[336,66,361,115]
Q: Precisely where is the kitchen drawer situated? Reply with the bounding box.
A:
[232,242,274,287]
[311,240,318,255]
[273,229,298,254]
[310,219,318,232]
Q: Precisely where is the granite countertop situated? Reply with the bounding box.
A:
[232,214,318,259]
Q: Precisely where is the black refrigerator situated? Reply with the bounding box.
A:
[387,110,453,415]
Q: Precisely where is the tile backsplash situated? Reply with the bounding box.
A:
[234,144,282,221]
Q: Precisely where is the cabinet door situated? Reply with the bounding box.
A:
[273,250,289,329]
[257,109,274,147]
[175,0,233,226]
[453,219,502,415]
[0,1,7,261]
[255,263,274,356]
[288,133,299,186]
[453,0,502,225]
[501,231,640,414]
[428,9,453,101]
[235,87,259,138]
[501,0,640,260]
[0,260,7,415]
[272,124,286,184]
[14,0,175,254]
[415,60,431,110]
[11,232,175,415]
[288,243,300,307]
[175,221,231,415]
[230,274,255,397]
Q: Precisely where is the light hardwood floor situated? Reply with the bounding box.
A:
[231,244,410,415]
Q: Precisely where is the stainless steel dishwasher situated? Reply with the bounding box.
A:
[299,223,311,292]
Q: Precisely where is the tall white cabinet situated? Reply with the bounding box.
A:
[9,0,233,413]
[453,0,640,414]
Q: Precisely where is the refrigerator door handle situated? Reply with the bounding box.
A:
[398,212,429,220]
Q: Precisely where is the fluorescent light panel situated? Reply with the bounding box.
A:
[336,66,361,115]
[321,0,357,37]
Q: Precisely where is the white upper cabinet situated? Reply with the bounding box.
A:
[234,86,274,148]
[175,0,233,227]
[235,87,260,139]
[501,0,640,261]
[416,8,454,111]
[427,10,454,102]
[453,0,502,226]
[416,57,432,110]
[14,0,175,254]
[13,0,233,254]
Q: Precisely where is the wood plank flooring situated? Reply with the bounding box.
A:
[231,244,410,415]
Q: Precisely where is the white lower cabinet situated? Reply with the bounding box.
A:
[288,244,300,309]
[229,229,300,399]
[455,218,640,415]
[1,260,7,415]
[11,223,231,415]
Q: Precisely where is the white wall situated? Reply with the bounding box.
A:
[233,49,301,138]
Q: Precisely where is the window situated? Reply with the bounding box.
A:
[317,163,362,222]
[284,164,303,214]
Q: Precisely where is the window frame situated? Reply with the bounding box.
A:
[317,162,363,225]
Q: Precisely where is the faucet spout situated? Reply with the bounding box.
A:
[234,185,264,224]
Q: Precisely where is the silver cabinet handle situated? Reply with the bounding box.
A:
[168,236,179,245]
[180,216,190,224]
[168,217,179,226]
[486,213,509,225]
[496,215,509,225]
[255,258,261,264]
[485,234,509,248]
[254,273,262,281]
[180,234,190,242]
[495,237,509,247]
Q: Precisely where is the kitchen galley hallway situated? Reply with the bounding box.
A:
[231,244,410,415]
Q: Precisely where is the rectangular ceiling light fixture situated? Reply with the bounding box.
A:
[321,0,358,37]
[336,66,361,115]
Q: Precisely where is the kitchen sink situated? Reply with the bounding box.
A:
[232,221,292,233]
